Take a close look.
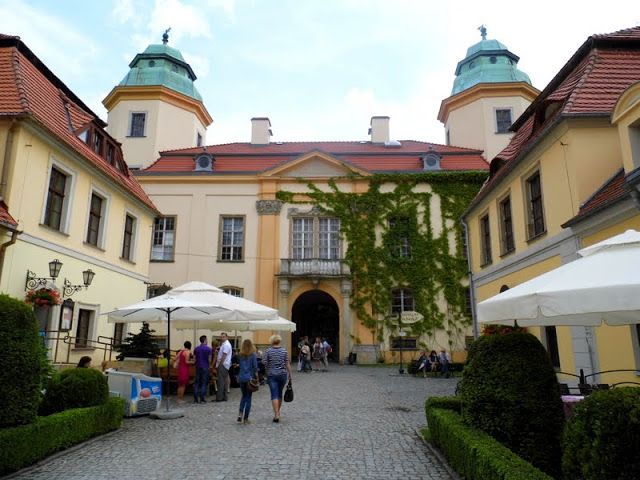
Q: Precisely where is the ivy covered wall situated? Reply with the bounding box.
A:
[277,171,486,351]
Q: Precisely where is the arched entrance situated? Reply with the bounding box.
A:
[292,290,339,362]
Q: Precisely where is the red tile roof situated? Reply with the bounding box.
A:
[0,201,17,229]
[143,141,488,174]
[465,26,640,214]
[0,35,157,213]
[562,169,628,227]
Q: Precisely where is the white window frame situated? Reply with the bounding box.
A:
[121,209,140,263]
[495,107,513,134]
[291,216,341,260]
[128,111,147,137]
[221,286,243,297]
[41,157,77,234]
[218,215,245,262]
[391,288,415,316]
[151,216,176,261]
[497,192,514,255]
[85,185,111,249]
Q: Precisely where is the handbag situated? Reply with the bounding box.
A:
[247,375,259,392]
[283,380,294,402]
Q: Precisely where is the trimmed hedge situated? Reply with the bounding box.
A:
[0,294,42,427]
[459,332,564,477]
[425,405,553,480]
[0,397,125,475]
[562,387,640,480]
[425,395,462,414]
[39,368,109,416]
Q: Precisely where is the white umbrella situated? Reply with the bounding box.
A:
[477,229,640,327]
[174,316,296,332]
[106,292,229,416]
[169,281,279,321]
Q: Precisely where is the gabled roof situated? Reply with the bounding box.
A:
[0,35,157,213]
[0,201,18,229]
[139,140,488,175]
[562,169,628,227]
[464,26,640,215]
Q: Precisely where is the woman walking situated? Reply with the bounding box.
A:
[262,334,292,423]
[237,338,258,424]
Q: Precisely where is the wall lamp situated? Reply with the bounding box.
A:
[25,259,96,298]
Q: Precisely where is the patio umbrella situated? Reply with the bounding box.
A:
[477,229,640,327]
[106,293,229,416]
[174,316,296,332]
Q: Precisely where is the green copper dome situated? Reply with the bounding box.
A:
[118,31,203,102]
[451,27,531,95]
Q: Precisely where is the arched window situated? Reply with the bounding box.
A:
[391,288,414,315]
[221,286,243,297]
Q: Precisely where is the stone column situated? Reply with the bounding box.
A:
[278,277,291,351]
[340,279,352,364]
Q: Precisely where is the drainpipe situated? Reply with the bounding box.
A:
[0,228,20,286]
[461,218,479,339]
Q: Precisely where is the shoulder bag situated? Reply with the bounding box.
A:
[284,380,294,402]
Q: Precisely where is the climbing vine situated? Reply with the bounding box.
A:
[276,171,486,348]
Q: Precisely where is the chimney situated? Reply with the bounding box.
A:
[369,116,390,143]
[251,117,272,145]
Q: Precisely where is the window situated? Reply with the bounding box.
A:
[106,144,115,166]
[390,337,417,350]
[219,216,244,261]
[544,326,561,369]
[44,167,68,230]
[151,217,176,261]
[75,309,92,347]
[496,109,513,134]
[197,132,203,147]
[86,193,104,246]
[222,286,243,297]
[121,214,136,261]
[464,287,472,316]
[391,288,415,315]
[388,217,411,258]
[291,217,341,259]
[633,324,640,370]
[113,323,125,347]
[445,129,450,146]
[499,196,515,254]
[292,217,313,259]
[525,171,546,239]
[129,112,146,137]
[319,218,340,260]
[480,213,492,266]
[93,131,103,155]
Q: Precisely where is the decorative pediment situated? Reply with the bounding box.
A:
[261,150,370,178]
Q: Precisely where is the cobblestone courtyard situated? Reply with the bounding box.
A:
[13,366,457,480]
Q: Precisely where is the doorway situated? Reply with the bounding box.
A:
[292,290,339,361]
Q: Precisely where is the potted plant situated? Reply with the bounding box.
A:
[24,288,62,307]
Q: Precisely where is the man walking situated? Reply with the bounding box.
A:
[216,332,232,402]
[193,335,212,403]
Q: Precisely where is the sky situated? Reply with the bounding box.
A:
[0,0,637,145]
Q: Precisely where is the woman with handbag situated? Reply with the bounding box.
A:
[262,334,292,423]
[237,339,259,424]
[174,341,194,404]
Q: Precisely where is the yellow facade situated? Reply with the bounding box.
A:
[0,119,155,367]
[465,76,640,385]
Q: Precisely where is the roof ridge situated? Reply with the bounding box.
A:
[563,50,598,113]
[11,49,30,113]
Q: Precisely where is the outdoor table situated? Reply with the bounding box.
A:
[561,395,584,418]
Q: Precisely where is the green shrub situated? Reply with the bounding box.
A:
[0,294,42,427]
[0,397,124,475]
[562,387,640,480]
[458,332,564,478]
[39,368,108,416]
[425,395,462,414]
[425,406,553,480]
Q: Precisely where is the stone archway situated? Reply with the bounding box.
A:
[292,289,339,362]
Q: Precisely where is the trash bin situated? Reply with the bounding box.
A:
[348,352,357,365]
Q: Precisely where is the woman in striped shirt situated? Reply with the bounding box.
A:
[262,334,292,423]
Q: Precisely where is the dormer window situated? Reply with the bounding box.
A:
[422,152,441,171]
[194,154,213,172]
[93,132,103,155]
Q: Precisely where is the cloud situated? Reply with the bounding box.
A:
[0,0,99,78]
[149,0,213,41]
[183,51,210,78]
[112,0,135,24]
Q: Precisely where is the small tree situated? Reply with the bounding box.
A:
[116,322,161,360]
[459,332,564,478]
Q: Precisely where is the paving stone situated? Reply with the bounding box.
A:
[12,366,457,480]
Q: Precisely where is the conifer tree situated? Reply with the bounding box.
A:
[116,322,161,360]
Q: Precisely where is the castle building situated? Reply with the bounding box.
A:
[0,34,158,365]
[463,27,640,386]
[103,31,531,361]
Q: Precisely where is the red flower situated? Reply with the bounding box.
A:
[25,288,61,306]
